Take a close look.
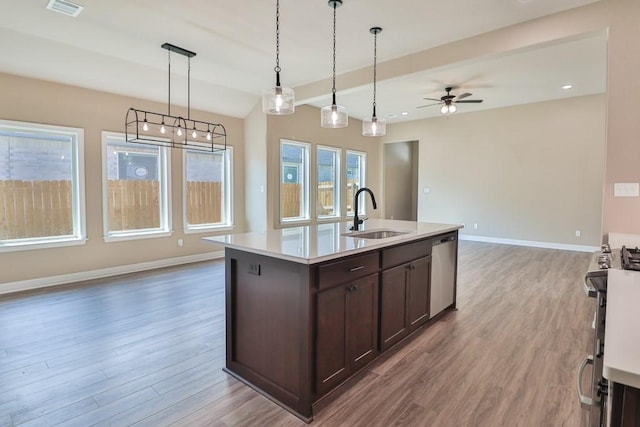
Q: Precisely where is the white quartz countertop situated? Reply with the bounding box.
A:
[202,219,463,264]
[603,268,640,389]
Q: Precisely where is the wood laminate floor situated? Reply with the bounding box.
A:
[0,241,593,426]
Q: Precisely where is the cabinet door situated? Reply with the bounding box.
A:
[407,256,431,330]
[347,274,379,373]
[316,284,348,396]
[380,264,409,351]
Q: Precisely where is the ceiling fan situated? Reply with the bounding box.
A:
[417,86,483,114]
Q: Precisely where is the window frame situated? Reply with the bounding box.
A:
[316,145,342,220]
[101,131,172,242]
[280,139,310,224]
[182,145,234,233]
[346,150,367,217]
[0,119,86,252]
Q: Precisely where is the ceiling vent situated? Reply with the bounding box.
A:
[46,0,84,17]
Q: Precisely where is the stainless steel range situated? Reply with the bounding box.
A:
[578,244,618,427]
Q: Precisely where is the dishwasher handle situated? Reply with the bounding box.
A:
[433,235,456,246]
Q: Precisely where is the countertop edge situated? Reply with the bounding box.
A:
[202,221,462,265]
[602,269,640,389]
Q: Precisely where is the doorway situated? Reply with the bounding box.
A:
[383,140,418,221]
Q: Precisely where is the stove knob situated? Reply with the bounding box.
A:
[601,244,611,253]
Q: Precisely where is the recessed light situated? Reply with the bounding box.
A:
[386,113,397,118]
[562,84,573,90]
[401,111,409,116]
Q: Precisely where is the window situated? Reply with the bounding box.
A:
[317,146,341,219]
[102,132,170,241]
[0,120,86,251]
[346,150,366,216]
[184,147,233,231]
[280,140,310,222]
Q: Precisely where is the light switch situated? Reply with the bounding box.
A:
[614,183,640,197]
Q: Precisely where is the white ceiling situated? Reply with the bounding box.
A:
[0,0,605,123]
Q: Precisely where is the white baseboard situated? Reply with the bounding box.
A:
[0,251,225,296]
[459,234,598,253]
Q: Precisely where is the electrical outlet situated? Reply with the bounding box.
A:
[575,230,581,237]
[473,223,479,229]
[248,264,261,275]
[177,238,184,247]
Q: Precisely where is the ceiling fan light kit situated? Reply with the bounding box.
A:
[125,43,226,152]
[362,26,386,137]
[262,0,295,115]
[321,0,348,128]
[418,86,483,116]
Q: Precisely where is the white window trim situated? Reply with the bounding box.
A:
[280,139,310,224]
[346,150,367,217]
[0,119,86,252]
[182,145,235,233]
[317,145,342,220]
[101,131,172,242]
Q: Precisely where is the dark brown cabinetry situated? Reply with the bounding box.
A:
[610,382,640,426]
[380,242,432,351]
[316,274,378,396]
[222,231,457,422]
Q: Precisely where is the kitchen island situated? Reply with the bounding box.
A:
[203,219,463,421]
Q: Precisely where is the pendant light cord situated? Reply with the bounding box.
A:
[188,56,191,119]
[372,30,377,118]
[167,48,171,116]
[275,0,281,74]
[331,2,337,104]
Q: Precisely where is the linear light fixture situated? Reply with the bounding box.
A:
[125,43,227,152]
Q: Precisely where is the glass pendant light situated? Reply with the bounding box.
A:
[321,0,348,128]
[362,27,386,137]
[262,0,295,115]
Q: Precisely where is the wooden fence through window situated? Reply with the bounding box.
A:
[0,180,226,239]
[0,180,73,239]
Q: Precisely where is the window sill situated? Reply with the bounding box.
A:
[184,224,236,234]
[0,237,88,253]
[103,230,173,243]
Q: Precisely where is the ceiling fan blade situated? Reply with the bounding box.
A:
[455,92,472,100]
[422,97,443,102]
[456,99,483,103]
[416,102,443,109]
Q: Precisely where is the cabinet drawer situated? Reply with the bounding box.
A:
[381,239,431,269]
[318,252,379,290]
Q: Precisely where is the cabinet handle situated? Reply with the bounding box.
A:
[349,266,365,272]
[347,284,359,292]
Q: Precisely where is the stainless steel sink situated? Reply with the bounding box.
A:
[342,229,409,239]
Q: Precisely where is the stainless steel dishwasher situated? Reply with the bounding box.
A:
[430,233,457,318]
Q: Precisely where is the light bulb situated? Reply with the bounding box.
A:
[192,129,197,139]
[160,124,166,134]
[449,104,457,113]
[177,127,183,137]
[371,121,377,133]
[331,106,338,124]
[142,120,149,131]
[441,105,448,114]
[275,93,284,110]
[206,131,212,141]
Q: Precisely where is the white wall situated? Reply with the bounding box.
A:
[385,94,606,247]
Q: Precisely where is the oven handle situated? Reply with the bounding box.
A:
[577,355,600,407]
[583,276,597,298]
